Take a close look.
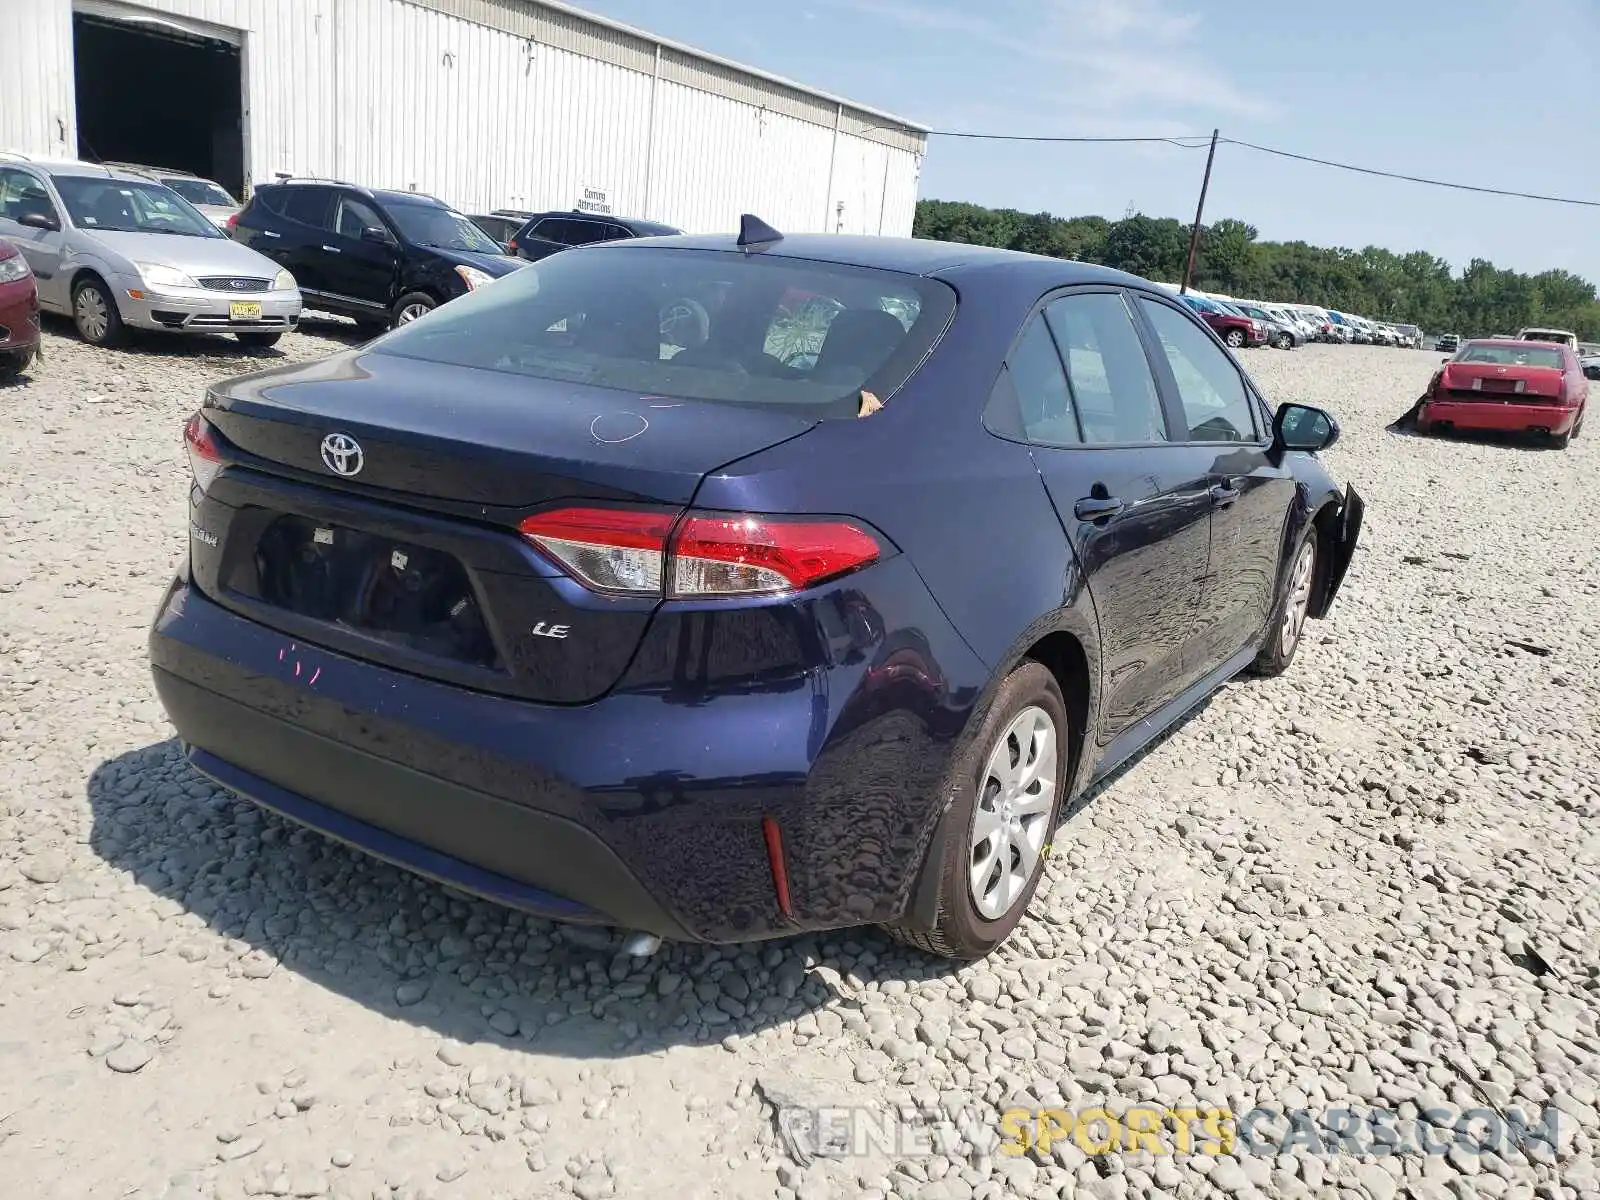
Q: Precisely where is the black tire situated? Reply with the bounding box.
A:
[235,332,282,349]
[1248,529,1318,678]
[884,661,1069,961]
[1550,428,1572,450]
[72,276,125,347]
[1224,329,1246,349]
[392,292,436,326]
[0,346,34,380]
[1275,333,1292,350]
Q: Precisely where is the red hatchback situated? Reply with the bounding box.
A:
[0,236,41,380]
[1417,339,1588,448]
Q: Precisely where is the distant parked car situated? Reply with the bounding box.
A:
[232,178,521,334]
[0,234,40,377]
[1233,302,1301,349]
[1435,333,1460,352]
[1180,293,1267,348]
[1417,338,1587,448]
[509,211,682,262]
[0,156,301,348]
[104,162,242,230]
[1516,327,1578,350]
[148,227,1363,961]
[468,209,535,252]
[1392,324,1422,349]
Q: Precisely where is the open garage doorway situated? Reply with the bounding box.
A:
[72,6,245,199]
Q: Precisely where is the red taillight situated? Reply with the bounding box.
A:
[507,239,517,254]
[225,212,239,231]
[517,505,883,598]
[184,411,223,492]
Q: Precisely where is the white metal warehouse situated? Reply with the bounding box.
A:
[0,0,928,236]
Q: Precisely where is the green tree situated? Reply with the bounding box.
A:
[914,199,1600,340]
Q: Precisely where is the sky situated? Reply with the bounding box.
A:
[576,0,1600,285]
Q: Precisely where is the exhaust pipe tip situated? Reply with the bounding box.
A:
[620,931,663,958]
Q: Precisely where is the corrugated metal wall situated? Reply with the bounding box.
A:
[0,0,925,237]
[0,0,76,158]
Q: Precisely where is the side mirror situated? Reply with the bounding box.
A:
[1273,402,1340,453]
[18,211,59,231]
[361,225,394,245]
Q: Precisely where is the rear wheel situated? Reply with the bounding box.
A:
[393,292,436,326]
[1249,533,1317,678]
[73,276,124,347]
[1550,427,1572,450]
[235,332,282,349]
[885,661,1068,961]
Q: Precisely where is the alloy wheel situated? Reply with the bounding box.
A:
[397,302,432,324]
[969,706,1057,921]
[1281,540,1316,657]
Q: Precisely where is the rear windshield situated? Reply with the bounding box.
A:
[1520,331,1572,345]
[1456,343,1565,369]
[373,246,957,417]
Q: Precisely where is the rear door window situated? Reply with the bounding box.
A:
[372,246,955,418]
[1044,292,1169,444]
[283,186,335,230]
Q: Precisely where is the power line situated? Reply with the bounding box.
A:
[1219,137,1600,208]
[923,126,1600,208]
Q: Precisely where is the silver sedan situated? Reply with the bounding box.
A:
[0,157,301,348]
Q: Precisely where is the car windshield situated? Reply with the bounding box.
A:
[163,177,237,207]
[385,199,504,254]
[54,176,222,237]
[1456,343,1564,368]
[1520,331,1570,344]
[373,245,956,418]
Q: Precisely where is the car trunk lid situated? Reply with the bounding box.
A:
[1442,361,1567,402]
[191,348,819,703]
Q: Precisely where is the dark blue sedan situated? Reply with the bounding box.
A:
[149,219,1363,961]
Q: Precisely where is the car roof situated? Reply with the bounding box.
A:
[600,232,1164,286]
[34,162,165,184]
[518,211,681,235]
[264,179,447,208]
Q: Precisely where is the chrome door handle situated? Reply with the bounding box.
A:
[321,244,341,253]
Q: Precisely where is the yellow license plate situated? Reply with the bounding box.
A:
[229,301,262,322]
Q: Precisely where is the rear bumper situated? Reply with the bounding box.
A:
[1420,398,1579,435]
[148,560,980,943]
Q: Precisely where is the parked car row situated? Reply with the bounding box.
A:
[0,151,685,355]
[1153,284,1430,350]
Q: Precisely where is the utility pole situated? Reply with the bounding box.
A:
[1180,129,1220,296]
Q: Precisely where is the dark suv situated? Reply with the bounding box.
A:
[509,211,681,262]
[231,179,522,333]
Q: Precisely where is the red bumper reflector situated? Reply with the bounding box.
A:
[762,816,793,918]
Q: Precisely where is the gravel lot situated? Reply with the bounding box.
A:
[2,322,1598,1200]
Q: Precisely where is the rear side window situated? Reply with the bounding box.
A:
[373,246,956,418]
[1044,292,1168,444]
[1004,314,1079,445]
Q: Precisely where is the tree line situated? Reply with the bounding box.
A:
[913,200,1600,340]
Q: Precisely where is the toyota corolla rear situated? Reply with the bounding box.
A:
[147,240,981,943]
[1419,344,1582,437]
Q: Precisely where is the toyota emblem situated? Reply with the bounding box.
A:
[320,432,364,477]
